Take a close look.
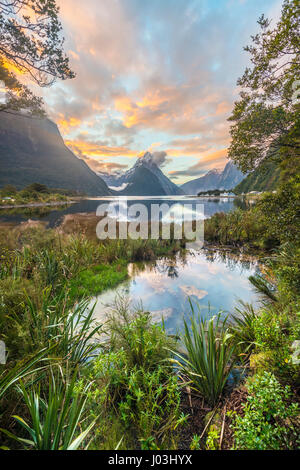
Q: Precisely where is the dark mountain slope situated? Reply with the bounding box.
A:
[118,165,168,196]
[234,160,281,194]
[0,112,111,196]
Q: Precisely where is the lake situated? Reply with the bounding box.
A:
[88,249,261,335]
[0,195,259,333]
[0,195,246,227]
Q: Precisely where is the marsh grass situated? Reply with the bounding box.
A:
[17,290,103,364]
[229,301,258,359]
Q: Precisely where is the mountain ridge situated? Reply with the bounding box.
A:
[180,161,244,195]
[234,159,281,194]
[0,112,111,196]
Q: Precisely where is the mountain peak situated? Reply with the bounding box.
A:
[140,151,153,162]
[135,151,157,168]
[207,168,222,175]
[180,160,244,195]
[101,151,183,195]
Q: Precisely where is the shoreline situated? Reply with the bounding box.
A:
[0,200,76,209]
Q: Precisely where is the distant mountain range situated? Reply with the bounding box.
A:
[100,152,184,196]
[0,113,111,196]
[180,161,244,195]
[1,112,269,198]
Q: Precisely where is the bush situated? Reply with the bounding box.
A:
[231,372,300,450]
[107,302,176,370]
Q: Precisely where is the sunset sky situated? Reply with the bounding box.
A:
[40,0,281,184]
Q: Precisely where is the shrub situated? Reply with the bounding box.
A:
[231,372,300,450]
[107,301,175,370]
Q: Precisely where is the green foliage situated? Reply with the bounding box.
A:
[0,184,17,196]
[172,309,236,406]
[0,205,299,450]
[205,175,300,250]
[256,175,300,245]
[0,184,71,205]
[24,183,49,194]
[232,372,300,450]
[250,306,300,384]
[76,308,185,450]
[198,189,223,196]
[204,207,273,248]
[22,293,102,364]
[273,243,300,299]
[118,366,185,449]
[234,159,281,194]
[1,370,95,450]
[0,59,45,115]
[0,348,49,401]
[248,274,278,301]
[0,0,75,83]
[190,434,201,450]
[107,303,176,371]
[0,1,75,114]
[205,425,220,450]
[228,0,300,172]
[229,302,257,359]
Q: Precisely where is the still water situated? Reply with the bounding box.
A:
[0,196,246,227]
[89,250,260,335]
[0,196,259,333]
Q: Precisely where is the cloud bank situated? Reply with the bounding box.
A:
[38,0,280,184]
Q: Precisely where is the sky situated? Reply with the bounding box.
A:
[40,0,281,184]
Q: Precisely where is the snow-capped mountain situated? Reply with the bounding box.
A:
[180,161,244,195]
[100,152,184,196]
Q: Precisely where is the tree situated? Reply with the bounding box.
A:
[228,0,300,172]
[0,0,75,114]
[0,58,45,115]
[25,183,49,193]
[1,184,17,195]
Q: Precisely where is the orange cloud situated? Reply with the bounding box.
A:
[168,148,228,181]
[216,101,232,115]
[65,138,137,158]
[57,116,82,133]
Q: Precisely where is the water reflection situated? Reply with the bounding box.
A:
[0,196,247,227]
[90,250,261,335]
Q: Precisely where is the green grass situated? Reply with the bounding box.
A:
[68,262,128,300]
